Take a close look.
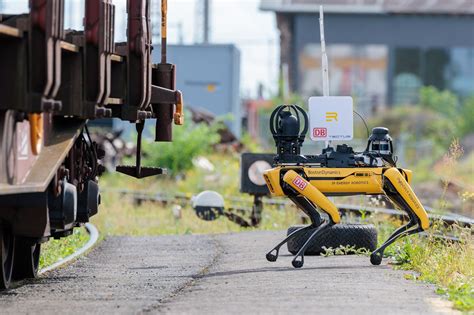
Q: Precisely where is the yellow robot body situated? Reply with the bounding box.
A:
[304,167,385,195]
[264,167,386,196]
[263,166,429,230]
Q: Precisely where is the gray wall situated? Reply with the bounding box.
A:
[292,13,474,98]
[294,13,474,47]
[152,44,241,137]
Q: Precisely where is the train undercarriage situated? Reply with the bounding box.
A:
[0,0,182,289]
[0,112,96,287]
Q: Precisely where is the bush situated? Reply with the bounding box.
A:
[460,96,474,136]
[142,118,222,175]
[419,86,474,137]
[369,105,456,148]
[370,87,474,151]
[419,86,459,119]
[240,132,263,153]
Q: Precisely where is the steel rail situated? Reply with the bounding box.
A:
[101,188,474,241]
[102,188,473,228]
[39,223,99,275]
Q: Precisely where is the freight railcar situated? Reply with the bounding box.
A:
[0,0,183,289]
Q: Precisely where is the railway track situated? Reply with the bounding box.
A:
[103,188,473,232]
[5,223,99,291]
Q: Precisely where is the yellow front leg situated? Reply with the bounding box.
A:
[383,168,430,230]
[282,170,341,224]
[370,167,430,265]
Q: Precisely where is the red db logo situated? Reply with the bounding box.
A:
[313,127,327,138]
[292,176,307,190]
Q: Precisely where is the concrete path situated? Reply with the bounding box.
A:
[0,231,456,314]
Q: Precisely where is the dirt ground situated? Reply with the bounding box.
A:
[0,231,457,314]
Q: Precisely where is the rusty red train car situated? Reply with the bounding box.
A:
[0,0,183,289]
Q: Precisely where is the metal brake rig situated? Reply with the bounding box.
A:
[116,0,184,179]
[263,104,430,268]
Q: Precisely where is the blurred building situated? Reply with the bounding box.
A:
[261,0,474,113]
[152,44,242,138]
[244,99,273,141]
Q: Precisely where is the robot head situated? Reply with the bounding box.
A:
[270,105,308,158]
[277,110,300,138]
[367,127,393,156]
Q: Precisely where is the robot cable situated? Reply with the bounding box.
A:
[353,110,370,138]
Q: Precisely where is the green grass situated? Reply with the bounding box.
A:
[322,215,474,312]
[99,152,243,197]
[364,214,474,312]
[39,227,90,269]
[93,194,302,236]
[94,153,259,236]
[390,223,474,312]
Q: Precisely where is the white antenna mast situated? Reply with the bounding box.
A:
[320,5,329,97]
[309,6,353,147]
[320,5,330,148]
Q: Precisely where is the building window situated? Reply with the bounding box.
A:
[392,47,474,104]
[299,44,388,116]
[393,48,422,105]
[448,48,474,99]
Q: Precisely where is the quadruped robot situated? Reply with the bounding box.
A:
[263,104,430,268]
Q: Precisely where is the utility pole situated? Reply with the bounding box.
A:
[195,0,211,44]
[151,0,161,44]
[203,0,210,43]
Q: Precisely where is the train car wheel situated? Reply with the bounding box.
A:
[0,226,15,289]
[13,238,41,280]
[0,110,17,184]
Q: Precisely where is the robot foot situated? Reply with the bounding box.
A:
[291,221,332,268]
[266,250,278,262]
[370,220,423,266]
[370,252,383,265]
[265,225,314,263]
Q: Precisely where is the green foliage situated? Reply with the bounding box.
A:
[460,96,474,136]
[96,153,302,236]
[142,119,222,175]
[391,223,474,312]
[175,153,241,196]
[419,86,459,119]
[436,283,474,312]
[373,87,473,155]
[321,245,370,257]
[40,227,89,268]
[240,132,264,153]
[419,86,474,137]
[369,105,456,148]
